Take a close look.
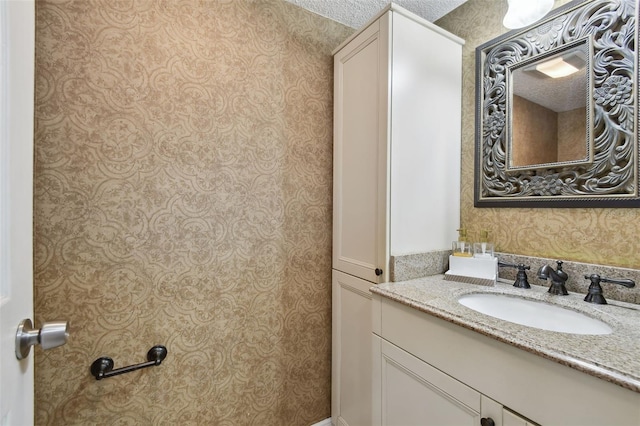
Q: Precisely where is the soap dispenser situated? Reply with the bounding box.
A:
[473,230,494,258]
[452,228,472,257]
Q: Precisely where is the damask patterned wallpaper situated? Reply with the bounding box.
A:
[34,1,353,424]
[437,0,640,269]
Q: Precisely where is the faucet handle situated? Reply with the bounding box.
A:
[498,262,531,288]
[600,276,636,288]
[583,274,636,305]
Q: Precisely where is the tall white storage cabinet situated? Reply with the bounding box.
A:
[332,5,463,426]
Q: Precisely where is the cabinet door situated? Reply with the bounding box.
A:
[332,270,373,426]
[374,337,481,426]
[333,15,389,283]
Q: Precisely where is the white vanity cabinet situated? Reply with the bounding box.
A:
[372,294,640,426]
[332,5,463,425]
[373,336,535,426]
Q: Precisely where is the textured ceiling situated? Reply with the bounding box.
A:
[292,0,581,121]
[284,0,468,28]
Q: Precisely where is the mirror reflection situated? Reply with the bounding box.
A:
[508,42,591,170]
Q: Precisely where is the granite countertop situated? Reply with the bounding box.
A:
[371,275,640,393]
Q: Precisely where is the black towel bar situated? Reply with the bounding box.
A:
[90,345,168,380]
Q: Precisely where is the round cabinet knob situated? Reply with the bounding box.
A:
[375,268,383,276]
[480,418,495,426]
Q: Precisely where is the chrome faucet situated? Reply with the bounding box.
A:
[537,260,569,295]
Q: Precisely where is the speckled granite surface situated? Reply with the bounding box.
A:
[390,250,450,282]
[390,251,640,304]
[371,275,640,393]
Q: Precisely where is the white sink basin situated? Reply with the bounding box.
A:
[458,293,612,335]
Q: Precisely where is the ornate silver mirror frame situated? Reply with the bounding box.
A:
[475,0,639,207]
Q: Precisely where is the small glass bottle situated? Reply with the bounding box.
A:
[452,228,472,257]
[473,230,494,258]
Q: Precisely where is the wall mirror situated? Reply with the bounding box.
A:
[475,0,639,207]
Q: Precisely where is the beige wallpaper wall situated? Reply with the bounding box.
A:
[511,95,558,166]
[437,0,640,269]
[558,107,588,162]
[34,1,353,424]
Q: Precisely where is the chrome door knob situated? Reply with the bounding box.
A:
[15,318,69,360]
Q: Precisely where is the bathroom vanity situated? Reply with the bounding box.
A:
[371,276,640,425]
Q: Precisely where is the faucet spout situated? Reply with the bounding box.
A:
[537,264,552,280]
[537,261,569,295]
